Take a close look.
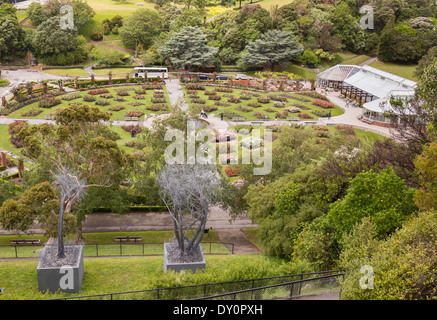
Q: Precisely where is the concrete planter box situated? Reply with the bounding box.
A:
[37,245,84,294]
[164,242,205,273]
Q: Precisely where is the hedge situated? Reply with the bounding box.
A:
[42,65,84,70]
[0,165,5,171]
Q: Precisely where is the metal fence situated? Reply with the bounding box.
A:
[193,273,345,300]
[51,270,344,300]
[0,241,234,259]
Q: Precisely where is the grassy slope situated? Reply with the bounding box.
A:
[0,254,295,300]
[369,60,418,81]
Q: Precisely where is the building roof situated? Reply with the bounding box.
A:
[343,65,416,99]
[363,90,416,115]
[317,65,361,82]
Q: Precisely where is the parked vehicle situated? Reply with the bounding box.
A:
[235,74,251,80]
[199,74,212,80]
[216,74,229,80]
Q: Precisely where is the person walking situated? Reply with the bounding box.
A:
[220,113,223,121]
[328,111,331,120]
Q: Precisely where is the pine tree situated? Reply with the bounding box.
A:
[241,30,303,71]
[158,26,218,70]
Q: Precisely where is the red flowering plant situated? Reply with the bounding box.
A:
[8,120,28,148]
[298,113,313,119]
[88,89,109,95]
[225,166,240,177]
[312,99,335,109]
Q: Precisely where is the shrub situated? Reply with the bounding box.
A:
[208,95,221,101]
[225,166,240,177]
[90,31,103,41]
[22,108,43,117]
[237,106,252,112]
[228,97,240,104]
[248,102,262,108]
[125,110,145,118]
[285,107,300,113]
[38,97,61,108]
[62,93,82,101]
[257,96,270,104]
[336,124,355,135]
[191,98,206,104]
[108,106,125,111]
[95,100,110,106]
[83,95,96,102]
[254,112,269,119]
[121,124,143,133]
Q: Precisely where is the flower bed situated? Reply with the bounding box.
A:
[208,95,221,101]
[108,106,125,111]
[83,95,96,102]
[257,96,270,104]
[22,108,43,117]
[121,124,143,134]
[62,93,82,101]
[285,107,301,113]
[227,97,240,104]
[147,104,168,111]
[191,98,206,104]
[312,99,334,109]
[38,97,61,108]
[88,89,109,95]
[298,113,313,119]
[125,110,145,118]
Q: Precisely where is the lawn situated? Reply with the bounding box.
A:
[339,55,370,66]
[6,85,172,122]
[0,254,298,300]
[43,68,90,77]
[0,124,17,154]
[369,60,418,81]
[182,85,344,121]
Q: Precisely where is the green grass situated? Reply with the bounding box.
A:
[0,124,16,154]
[6,85,171,122]
[43,68,90,77]
[339,55,370,66]
[281,64,317,81]
[0,254,301,300]
[369,60,418,81]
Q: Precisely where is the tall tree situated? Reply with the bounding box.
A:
[18,104,133,257]
[241,29,303,71]
[119,9,162,55]
[158,26,218,70]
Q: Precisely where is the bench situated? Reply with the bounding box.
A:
[114,236,143,243]
[286,117,300,121]
[304,121,318,125]
[251,121,263,125]
[10,239,41,245]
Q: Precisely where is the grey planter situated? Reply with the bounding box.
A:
[163,242,205,273]
[37,245,84,294]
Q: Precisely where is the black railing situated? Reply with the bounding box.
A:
[0,241,234,259]
[193,273,345,300]
[50,270,345,300]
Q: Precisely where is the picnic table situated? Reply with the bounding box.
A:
[9,239,41,245]
[114,236,143,243]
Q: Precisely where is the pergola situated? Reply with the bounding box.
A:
[316,65,360,89]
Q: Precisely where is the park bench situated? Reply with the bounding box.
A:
[231,117,245,122]
[114,236,142,243]
[286,117,300,121]
[304,121,318,125]
[251,121,263,125]
[10,239,40,245]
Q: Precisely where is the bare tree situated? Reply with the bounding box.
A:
[157,163,221,257]
[53,169,87,259]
